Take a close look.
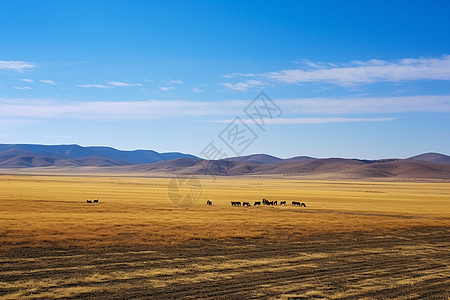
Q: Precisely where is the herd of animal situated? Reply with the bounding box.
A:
[85,198,304,207]
[206,198,306,207]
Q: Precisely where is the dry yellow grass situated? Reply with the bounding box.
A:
[0,174,449,250]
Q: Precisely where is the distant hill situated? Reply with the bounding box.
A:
[99,156,450,180]
[0,144,449,180]
[0,148,127,168]
[0,144,198,167]
[227,154,283,164]
[227,154,316,164]
[408,152,450,164]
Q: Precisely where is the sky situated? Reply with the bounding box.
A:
[1,0,449,159]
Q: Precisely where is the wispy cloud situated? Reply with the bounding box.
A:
[106,80,143,87]
[168,80,184,85]
[222,72,255,79]
[228,55,450,87]
[21,79,34,82]
[1,95,449,121]
[277,95,450,114]
[222,80,264,91]
[77,84,113,89]
[0,118,37,125]
[192,87,204,93]
[158,79,184,91]
[0,60,36,72]
[0,98,243,119]
[160,86,175,91]
[78,81,143,88]
[14,86,32,90]
[215,117,395,124]
[41,80,56,85]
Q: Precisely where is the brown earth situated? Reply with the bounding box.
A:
[0,227,449,299]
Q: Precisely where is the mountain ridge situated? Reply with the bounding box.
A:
[0,144,449,180]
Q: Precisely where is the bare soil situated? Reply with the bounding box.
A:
[1,227,448,299]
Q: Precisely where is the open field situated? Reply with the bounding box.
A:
[0,175,449,299]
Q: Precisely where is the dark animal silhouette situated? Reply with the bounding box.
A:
[231,201,241,206]
[292,201,300,206]
[243,202,251,207]
[86,200,92,203]
[93,199,99,203]
[301,202,306,207]
[207,200,212,206]
[263,199,274,205]
[254,201,261,206]
[235,201,241,207]
[274,200,278,206]
[280,201,286,205]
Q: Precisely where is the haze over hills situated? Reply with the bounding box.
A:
[0,144,450,180]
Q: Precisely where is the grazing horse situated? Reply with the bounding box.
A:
[231,201,236,206]
[292,201,300,206]
[280,201,286,205]
[207,200,212,206]
[243,202,251,207]
[93,199,99,203]
[301,202,306,207]
[263,199,274,205]
[86,200,92,203]
[254,201,261,206]
[235,201,241,207]
[274,200,278,206]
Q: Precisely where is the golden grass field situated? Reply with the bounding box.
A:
[0,174,449,299]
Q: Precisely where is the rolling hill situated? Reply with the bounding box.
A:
[0,144,198,167]
[0,144,198,165]
[0,144,449,180]
[408,152,450,164]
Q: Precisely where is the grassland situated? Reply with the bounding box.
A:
[0,174,449,299]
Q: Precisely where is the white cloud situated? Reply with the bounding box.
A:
[192,87,204,93]
[41,80,56,85]
[0,60,36,72]
[168,80,184,85]
[106,81,143,87]
[222,80,264,91]
[14,86,32,90]
[160,86,175,91]
[215,117,395,124]
[277,95,450,114]
[230,55,450,87]
[21,79,34,82]
[0,118,37,125]
[1,95,449,121]
[78,81,143,88]
[77,84,113,89]
[0,98,242,120]
[222,72,256,79]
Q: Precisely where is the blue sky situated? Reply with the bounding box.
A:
[1,0,449,159]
